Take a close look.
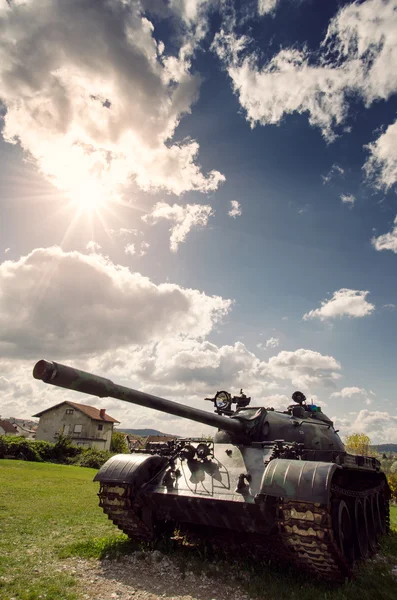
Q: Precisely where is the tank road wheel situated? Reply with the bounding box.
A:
[373,493,384,537]
[333,500,355,567]
[365,496,378,553]
[354,498,369,559]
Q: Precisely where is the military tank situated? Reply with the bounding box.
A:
[33,359,390,581]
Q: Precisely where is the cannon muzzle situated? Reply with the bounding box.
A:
[33,359,244,436]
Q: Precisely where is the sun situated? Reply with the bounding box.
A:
[68,178,109,214]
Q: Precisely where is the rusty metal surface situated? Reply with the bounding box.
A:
[261,459,340,503]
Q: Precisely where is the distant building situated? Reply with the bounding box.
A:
[33,401,119,451]
[0,420,18,436]
[13,423,36,439]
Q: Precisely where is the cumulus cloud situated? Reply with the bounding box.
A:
[266,337,279,349]
[303,288,375,321]
[91,341,341,399]
[124,240,149,257]
[322,164,344,184]
[86,240,101,253]
[258,0,279,16]
[364,119,397,189]
[372,216,397,253]
[213,0,397,142]
[330,386,374,405]
[0,0,224,199]
[333,409,397,444]
[340,193,355,206]
[142,202,214,251]
[2,331,343,433]
[0,246,232,358]
[228,200,242,218]
[124,243,136,256]
[264,348,341,389]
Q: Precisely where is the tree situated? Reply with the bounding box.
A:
[344,433,371,456]
[387,474,397,501]
[110,431,129,454]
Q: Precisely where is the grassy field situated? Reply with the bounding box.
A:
[0,460,396,600]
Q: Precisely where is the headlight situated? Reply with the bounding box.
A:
[215,390,232,411]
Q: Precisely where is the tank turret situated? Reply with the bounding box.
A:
[32,359,391,583]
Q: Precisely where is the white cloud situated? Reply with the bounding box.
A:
[86,240,101,253]
[139,241,150,256]
[228,200,242,218]
[333,409,397,444]
[383,303,396,310]
[372,216,397,253]
[266,337,279,348]
[124,240,149,257]
[340,193,355,206]
[330,386,374,405]
[365,119,397,189]
[0,0,224,199]
[213,0,397,142]
[124,243,136,256]
[108,228,138,238]
[258,0,279,16]
[0,246,232,358]
[1,336,344,434]
[264,348,341,389]
[143,202,214,251]
[303,288,375,321]
[4,247,10,254]
[322,163,344,184]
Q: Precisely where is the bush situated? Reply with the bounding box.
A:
[72,448,113,469]
[33,440,57,461]
[53,435,81,460]
[0,436,42,462]
[0,435,112,469]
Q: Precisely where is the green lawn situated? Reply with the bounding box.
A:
[0,460,396,600]
[390,505,397,529]
[0,460,121,600]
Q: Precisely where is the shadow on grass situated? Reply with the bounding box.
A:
[58,530,397,600]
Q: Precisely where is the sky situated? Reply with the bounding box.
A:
[1,0,397,443]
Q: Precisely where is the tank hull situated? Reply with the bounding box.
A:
[94,443,390,581]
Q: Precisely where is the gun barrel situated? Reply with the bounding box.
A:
[33,359,244,436]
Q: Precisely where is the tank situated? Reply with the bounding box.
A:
[33,359,391,581]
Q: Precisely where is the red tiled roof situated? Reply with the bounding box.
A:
[0,420,18,434]
[32,401,120,423]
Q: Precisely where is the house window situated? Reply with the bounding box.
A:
[74,424,82,433]
[66,409,74,415]
[63,425,70,435]
[98,424,103,431]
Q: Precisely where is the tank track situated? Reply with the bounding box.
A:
[277,482,390,582]
[98,483,153,541]
[98,481,390,582]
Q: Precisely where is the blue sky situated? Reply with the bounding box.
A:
[1,0,397,442]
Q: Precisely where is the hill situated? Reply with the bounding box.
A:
[116,428,171,437]
[372,444,397,453]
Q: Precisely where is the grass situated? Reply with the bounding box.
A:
[0,460,121,600]
[0,460,396,600]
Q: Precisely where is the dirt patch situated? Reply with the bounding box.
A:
[61,550,250,600]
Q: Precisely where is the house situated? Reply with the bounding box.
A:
[32,401,120,451]
[13,423,36,439]
[8,418,38,439]
[0,420,18,436]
